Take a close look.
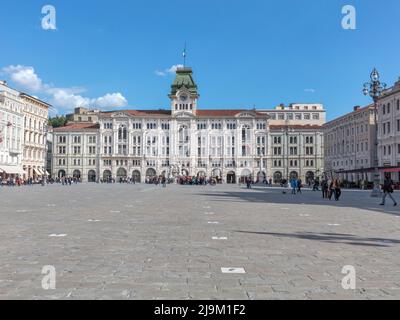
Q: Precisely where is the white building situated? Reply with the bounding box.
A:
[377,78,400,181]
[258,104,325,184]
[323,105,376,183]
[0,81,25,179]
[258,103,325,126]
[20,93,50,180]
[0,80,51,181]
[52,67,325,184]
[52,122,100,182]
[266,124,324,184]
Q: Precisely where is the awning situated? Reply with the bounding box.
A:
[45,170,50,176]
[335,166,400,174]
[379,167,400,173]
[0,165,26,175]
[33,168,42,175]
[37,168,44,175]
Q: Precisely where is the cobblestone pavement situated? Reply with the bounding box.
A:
[1,183,400,300]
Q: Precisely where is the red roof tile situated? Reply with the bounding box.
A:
[100,110,171,117]
[52,123,100,132]
[99,109,266,118]
[270,125,322,130]
[196,110,264,117]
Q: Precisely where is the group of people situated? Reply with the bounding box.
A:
[59,177,81,186]
[289,178,303,195]
[320,178,342,201]
[177,176,217,186]
[262,178,274,187]
[0,176,48,187]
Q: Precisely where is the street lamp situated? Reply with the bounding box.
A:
[281,124,293,182]
[363,68,387,197]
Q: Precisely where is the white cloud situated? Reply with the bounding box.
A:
[49,89,128,112]
[304,88,316,93]
[49,88,90,110]
[166,64,184,74]
[46,86,87,95]
[2,65,128,112]
[2,65,44,92]
[92,93,128,109]
[155,64,184,77]
[154,70,166,77]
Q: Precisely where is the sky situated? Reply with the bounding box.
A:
[0,0,399,120]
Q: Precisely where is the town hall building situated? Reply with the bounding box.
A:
[51,67,325,184]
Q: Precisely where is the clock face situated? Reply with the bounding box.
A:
[180,95,188,102]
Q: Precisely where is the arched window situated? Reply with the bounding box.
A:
[118,125,127,141]
[290,171,298,180]
[88,170,96,182]
[273,171,283,183]
[179,126,189,143]
[146,168,157,178]
[73,170,81,179]
[132,170,141,183]
[58,170,66,178]
[103,170,112,181]
[123,127,127,140]
[117,168,127,180]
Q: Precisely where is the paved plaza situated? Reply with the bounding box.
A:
[1,183,400,300]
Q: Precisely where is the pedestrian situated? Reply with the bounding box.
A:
[328,179,334,200]
[380,174,397,206]
[313,179,319,191]
[333,179,342,201]
[297,178,302,194]
[290,178,297,194]
[246,177,251,189]
[162,176,167,188]
[322,180,328,198]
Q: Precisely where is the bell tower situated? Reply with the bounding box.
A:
[169,67,199,116]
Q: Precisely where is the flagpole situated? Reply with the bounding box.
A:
[183,42,187,68]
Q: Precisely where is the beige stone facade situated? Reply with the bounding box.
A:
[377,78,400,181]
[323,105,376,182]
[21,94,50,180]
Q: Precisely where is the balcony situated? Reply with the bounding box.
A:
[9,148,22,155]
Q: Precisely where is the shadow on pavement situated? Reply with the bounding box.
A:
[197,187,400,217]
[233,230,400,247]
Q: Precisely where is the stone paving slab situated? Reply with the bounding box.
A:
[1,183,400,299]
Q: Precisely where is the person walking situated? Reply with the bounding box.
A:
[290,178,297,195]
[380,174,397,206]
[328,179,334,200]
[162,176,167,188]
[246,177,251,189]
[333,179,342,201]
[297,178,302,194]
[321,179,327,198]
[313,179,319,191]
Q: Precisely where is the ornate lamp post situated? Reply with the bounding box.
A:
[363,68,387,197]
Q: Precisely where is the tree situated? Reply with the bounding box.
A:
[48,116,68,128]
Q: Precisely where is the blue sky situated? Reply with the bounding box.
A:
[0,0,399,120]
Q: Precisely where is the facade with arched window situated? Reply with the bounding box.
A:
[20,93,50,180]
[1,81,40,180]
[51,66,325,183]
[323,104,376,182]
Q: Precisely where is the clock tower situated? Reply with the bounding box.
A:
[169,67,199,116]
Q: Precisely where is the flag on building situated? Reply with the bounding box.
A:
[183,43,187,67]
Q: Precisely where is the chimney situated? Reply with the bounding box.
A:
[354,106,361,112]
